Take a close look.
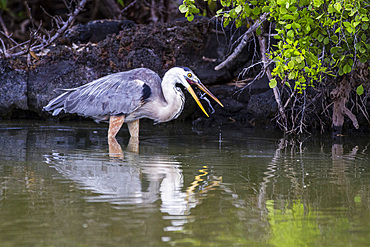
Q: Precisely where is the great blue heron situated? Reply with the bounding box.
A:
[43,67,223,139]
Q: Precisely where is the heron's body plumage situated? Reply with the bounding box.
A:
[44,68,185,123]
[44,67,223,138]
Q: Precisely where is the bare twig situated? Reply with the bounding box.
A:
[299,90,307,134]
[0,14,9,36]
[1,0,87,58]
[121,0,137,13]
[0,38,6,56]
[215,12,269,71]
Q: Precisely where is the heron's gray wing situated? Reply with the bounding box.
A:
[62,72,151,119]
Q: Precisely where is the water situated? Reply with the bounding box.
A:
[0,120,369,246]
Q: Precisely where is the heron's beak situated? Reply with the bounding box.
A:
[187,79,224,107]
[185,78,224,117]
[185,85,210,117]
[196,81,223,108]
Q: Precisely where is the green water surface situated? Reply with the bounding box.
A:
[0,120,369,246]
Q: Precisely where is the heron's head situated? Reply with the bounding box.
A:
[172,67,224,117]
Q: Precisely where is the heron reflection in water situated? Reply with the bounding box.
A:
[44,67,223,153]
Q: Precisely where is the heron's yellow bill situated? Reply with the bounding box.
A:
[186,85,209,117]
[193,81,224,108]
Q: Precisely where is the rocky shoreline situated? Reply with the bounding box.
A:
[0,18,368,133]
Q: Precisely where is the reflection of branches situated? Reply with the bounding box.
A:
[257,138,285,209]
[331,143,359,186]
[0,0,87,58]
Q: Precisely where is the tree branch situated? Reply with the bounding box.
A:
[331,77,359,134]
[2,0,87,58]
[257,33,288,132]
[214,12,269,71]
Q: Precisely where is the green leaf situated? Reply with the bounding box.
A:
[253,7,260,15]
[282,14,294,20]
[334,2,342,12]
[117,0,124,6]
[345,4,353,11]
[328,4,335,13]
[269,79,277,88]
[313,0,323,8]
[317,34,324,42]
[216,8,224,15]
[323,37,329,45]
[262,6,270,13]
[192,7,200,14]
[343,22,351,28]
[346,26,354,33]
[187,14,194,21]
[288,71,296,80]
[339,68,344,76]
[179,4,188,13]
[312,30,318,38]
[287,30,294,37]
[330,47,339,53]
[356,84,364,95]
[277,0,286,6]
[292,22,301,29]
[230,9,237,18]
[343,64,351,74]
[223,17,230,27]
[361,34,367,41]
[256,26,262,35]
[360,56,368,63]
[235,5,242,13]
[316,13,324,19]
[296,56,303,63]
[280,6,288,14]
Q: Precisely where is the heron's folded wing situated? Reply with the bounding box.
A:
[63,73,150,117]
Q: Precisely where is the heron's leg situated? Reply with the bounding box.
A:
[108,115,125,139]
[127,119,140,138]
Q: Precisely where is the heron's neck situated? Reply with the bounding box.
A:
[159,73,185,122]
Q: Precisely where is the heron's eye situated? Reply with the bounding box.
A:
[187,73,192,78]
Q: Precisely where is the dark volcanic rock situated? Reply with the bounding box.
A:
[0,61,28,117]
[126,48,162,73]
[247,90,277,117]
[0,18,278,128]
[64,19,136,43]
[28,60,97,114]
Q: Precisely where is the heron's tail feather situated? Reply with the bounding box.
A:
[43,92,69,115]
